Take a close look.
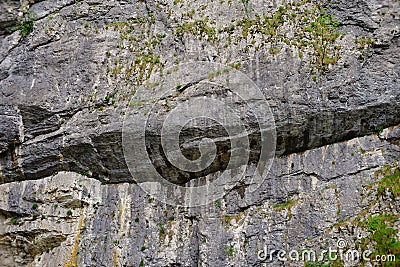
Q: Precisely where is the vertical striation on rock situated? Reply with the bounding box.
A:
[0,0,399,266]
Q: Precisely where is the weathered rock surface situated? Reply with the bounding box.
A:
[0,128,399,266]
[0,0,399,266]
[0,0,399,183]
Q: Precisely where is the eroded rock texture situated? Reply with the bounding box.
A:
[0,129,399,266]
[0,0,399,266]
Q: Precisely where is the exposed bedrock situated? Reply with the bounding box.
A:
[0,128,398,266]
[0,0,399,183]
[0,0,399,265]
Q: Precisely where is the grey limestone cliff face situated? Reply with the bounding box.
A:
[0,128,399,266]
[0,0,399,183]
[0,0,399,266]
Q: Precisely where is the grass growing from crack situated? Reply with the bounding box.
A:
[226,245,235,256]
[273,199,297,210]
[18,14,35,37]
[10,217,18,225]
[158,222,166,238]
[214,199,222,208]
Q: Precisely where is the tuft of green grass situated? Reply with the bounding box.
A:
[18,13,35,37]
[105,95,111,103]
[226,245,235,256]
[214,199,222,208]
[365,214,397,232]
[360,214,400,265]
[377,171,400,199]
[79,170,90,176]
[158,222,165,237]
[67,210,73,216]
[375,125,384,133]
